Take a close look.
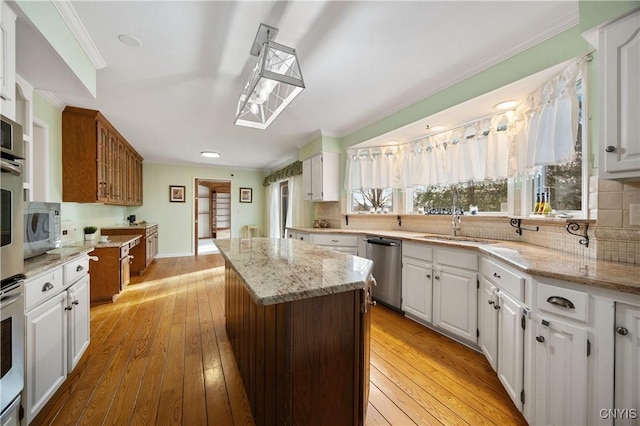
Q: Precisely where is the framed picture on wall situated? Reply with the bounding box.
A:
[240,187,252,203]
[170,185,186,202]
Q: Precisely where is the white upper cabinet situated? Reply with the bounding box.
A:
[599,10,640,180]
[1,1,17,119]
[302,152,339,202]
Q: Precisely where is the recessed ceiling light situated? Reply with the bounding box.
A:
[118,34,142,48]
[201,151,221,158]
[494,100,519,110]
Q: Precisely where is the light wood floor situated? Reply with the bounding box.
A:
[33,254,527,426]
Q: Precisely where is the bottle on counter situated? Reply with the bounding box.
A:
[533,193,541,214]
[537,193,546,215]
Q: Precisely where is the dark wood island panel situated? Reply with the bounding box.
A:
[225,264,372,426]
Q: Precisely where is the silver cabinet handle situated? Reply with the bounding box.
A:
[42,282,54,292]
[546,296,575,309]
[76,265,84,272]
[616,326,629,336]
[605,145,616,153]
[536,336,545,343]
[72,300,79,306]
[331,239,339,243]
[65,306,73,311]
[493,304,500,310]
[493,272,501,279]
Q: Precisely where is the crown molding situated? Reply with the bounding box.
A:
[36,90,66,111]
[51,0,107,70]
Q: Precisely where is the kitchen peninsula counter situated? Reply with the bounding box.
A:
[214,237,373,426]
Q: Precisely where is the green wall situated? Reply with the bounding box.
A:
[130,163,266,256]
[579,1,639,32]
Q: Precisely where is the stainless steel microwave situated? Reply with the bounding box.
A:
[1,115,24,160]
[24,202,61,259]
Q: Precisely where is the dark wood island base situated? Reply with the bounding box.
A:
[225,264,372,426]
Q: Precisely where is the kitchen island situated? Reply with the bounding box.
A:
[214,238,374,426]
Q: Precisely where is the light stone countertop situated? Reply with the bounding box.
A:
[90,235,141,249]
[101,222,158,230]
[24,245,95,278]
[289,227,640,295]
[214,238,374,306]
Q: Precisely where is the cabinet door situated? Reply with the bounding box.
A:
[402,257,433,323]
[311,154,324,201]
[68,275,90,371]
[479,278,498,371]
[25,293,67,424]
[96,122,110,202]
[615,302,640,425]
[433,266,477,343]
[302,157,313,201]
[497,291,524,410]
[0,2,17,118]
[600,11,640,179]
[533,317,588,426]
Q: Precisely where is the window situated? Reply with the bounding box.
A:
[279,181,289,238]
[412,180,508,214]
[350,188,394,213]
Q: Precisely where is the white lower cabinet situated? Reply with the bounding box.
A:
[478,278,498,370]
[497,291,525,411]
[24,255,91,424]
[25,292,67,424]
[402,255,433,323]
[614,302,640,425]
[310,233,359,255]
[433,265,478,343]
[533,317,588,426]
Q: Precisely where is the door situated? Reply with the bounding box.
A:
[497,291,524,410]
[479,278,498,371]
[533,316,588,426]
[402,257,433,323]
[25,293,67,424]
[615,302,640,425]
[433,266,477,343]
[67,275,90,371]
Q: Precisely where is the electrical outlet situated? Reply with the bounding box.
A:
[630,204,640,226]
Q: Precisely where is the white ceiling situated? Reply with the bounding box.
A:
[16,0,579,171]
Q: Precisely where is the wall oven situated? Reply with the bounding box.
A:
[1,130,24,282]
[1,115,24,160]
[0,279,24,422]
[24,202,61,259]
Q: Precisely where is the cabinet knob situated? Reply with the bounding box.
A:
[435,275,440,280]
[488,300,494,305]
[493,304,500,310]
[616,326,629,336]
[426,274,431,279]
[536,335,545,343]
[605,145,616,153]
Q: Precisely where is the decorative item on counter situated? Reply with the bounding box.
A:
[313,219,320,228]
[127,214,136,225]
[320,220,329,228]
[469,205,478,215]
[417,207,425,214]
[99,235,109,243]
[84,226,98,241]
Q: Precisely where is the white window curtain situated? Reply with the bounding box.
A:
[523,61,581,170]
[285,174,305,229]
[265,182,280,238]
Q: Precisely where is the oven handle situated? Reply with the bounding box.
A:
[1,158,22,176]
[0,293,22,310]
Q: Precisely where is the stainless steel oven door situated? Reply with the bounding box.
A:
[0,281,24,413]
[1,157,24,282]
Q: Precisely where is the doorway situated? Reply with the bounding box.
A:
[194,179,231,255]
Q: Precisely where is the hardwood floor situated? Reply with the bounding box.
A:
[33,254,527,426]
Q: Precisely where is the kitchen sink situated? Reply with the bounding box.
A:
[419,235,497,244]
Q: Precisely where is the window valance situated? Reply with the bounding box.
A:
[263,161,302,186]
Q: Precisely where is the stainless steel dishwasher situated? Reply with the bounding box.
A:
[365,236,402,311]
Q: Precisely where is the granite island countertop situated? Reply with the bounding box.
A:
[214,238,374,306]
[288,227,640,295]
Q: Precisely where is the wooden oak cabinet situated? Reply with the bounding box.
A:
[89,237,139,303]
[62,106,143,205]
[101,225,158,276]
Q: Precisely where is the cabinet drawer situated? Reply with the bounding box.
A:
[436,248,478,271]
[312,234,358,247]
[25,267,64,311]
[63,256,89,285]
[536,282,588,322]
[403,242,433,262]
[482,258,524,301]
[120,245,130,259]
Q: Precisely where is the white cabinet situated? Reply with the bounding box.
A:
[23,255,91,424]
[533,317,588,426]
[478,277,498,371]
[402,243,433,323]
[0,1,17,119]
[25,291,67,424]
[614,302,640,425]
[302,152,339,201]
[497,291,525,411]
[599,10,640,180]
[310,233,358,255]
[433,265,478,344]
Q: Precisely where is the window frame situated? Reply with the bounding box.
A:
[348,188,399,214]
